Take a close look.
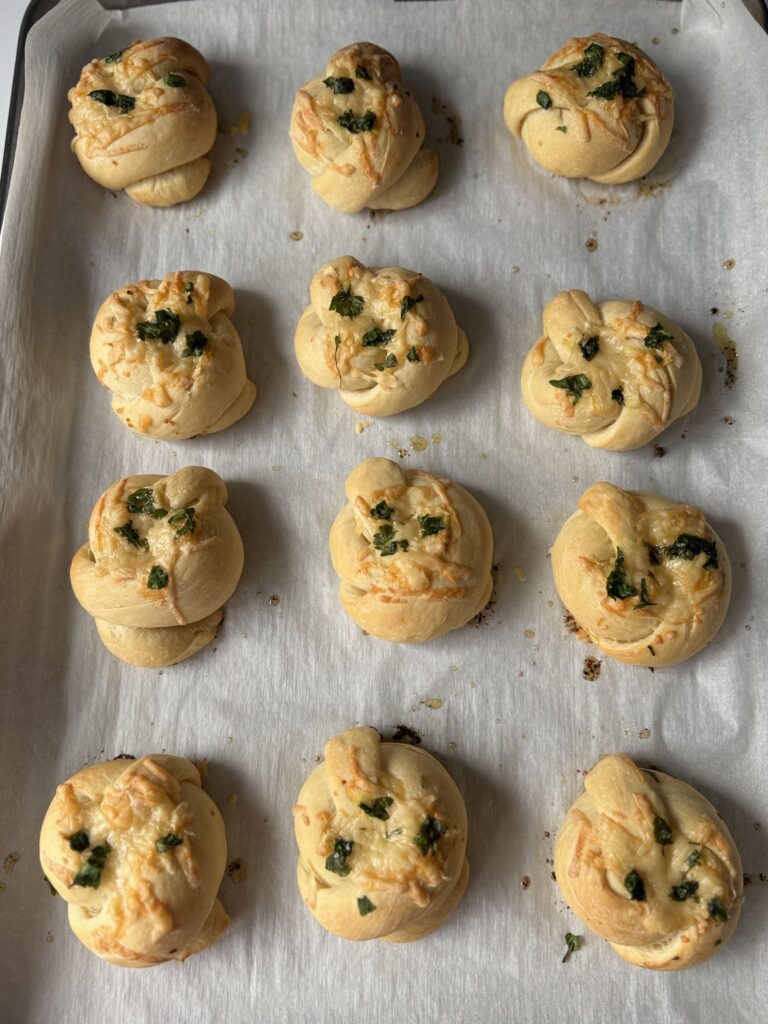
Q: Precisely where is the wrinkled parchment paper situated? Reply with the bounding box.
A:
[1,0,766,1021]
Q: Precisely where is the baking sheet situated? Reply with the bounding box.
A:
[1,0,766,1021]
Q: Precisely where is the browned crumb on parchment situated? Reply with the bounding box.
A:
[472,564,501,627]
[653,445,666,458]
[637,179,673,200]
[582,657,602,681]
[431,97,464,145]
[639,727,651,740]
[712,323,738,388]
[391,724,422,745]
[521,876,531,889]
[563,610,583,636]
[3,852,19,874]
[585,237,598,252]
[226,858,248,883]
[289,230,303,241]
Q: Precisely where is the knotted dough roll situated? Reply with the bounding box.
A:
[68,38,217,206]
[40,754,229,967]
[555,754,743,970]
[521,290,701,451]
[295,256,468,416]
[70,467,244,667]
[290,42,438,213]
[551,482,731,667]
[294,727,468,942]
[329,458,493,643]
[503,34,673,184]
[90,271,256,440]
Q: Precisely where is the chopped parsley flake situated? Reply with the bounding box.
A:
[103,51,123,64]
[168,507,196,538]
[644,323,673,350]
[72,843,111,889]
[418,515,445,537]
[548,373,591,404]
[414,816,447,857]
[572,42,604,78]
[669,879,699,901]
[182,330,208,357]
[362,326,396,347]
[611,386,625,406]
[156,833,183,853]
[357,895,376,916]
[372,524,409,556]
[653,816,673,845]
[114,520,147,550]
[136,308,180,344]
[562,932,583,963]
[624,869,646,902]
[587,52,645,101]
[147,565,169,589]
[370,501,393,520]
[406,346,420,362]
[163,73,186,88]
[634,578,655,610]
[579,336,600,361]
[657,534,718,570]
[88,89,135,113]
[323,75,355,94]
[374,353,398,371]
[708,896,728,922]
[400,294,424,320]
[329,288,364,319]
[606,547,638,600]
[359,796,394,821]
[355,66,371,80]
[68,830,90,852]
[126,487,167,519]
[325,837,353,876]
[536,90,553,109]
[337,109,376,133]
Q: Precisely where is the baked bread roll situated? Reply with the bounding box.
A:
[294,727,468,942]
[521,290,701,451]
[503,34,673,184]
[551,482,731,667]
[295,256,468,416]
[40,754,229,966]
[70,467,244,667]
[555,754,743,970]
[290,42,438,213]
[90,271,256,440]
[68,38,217,206]
[330,458,493,643]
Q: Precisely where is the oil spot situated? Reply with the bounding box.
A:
[511,265,520,274]
[3,852,19,874]
[269,594,280,606]
[723,258,735,270]
[289,230,303,241]
[514,565,527,582]
[227,793,238,805]
[712,323,738,388]
[585,237,598,252]
[410,435,428,452]
[226,858,248,883]
[421,698,444,710]
[583,657,602,681]
[639,727,651,740]
[391,724,422,745]
[355,421,374,434]
[653,445,666,458]
[271,465,284,472]
[431,432,442,445]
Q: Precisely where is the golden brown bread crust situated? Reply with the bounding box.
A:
[40,755,229,967]
[90,271,256,440]
[294,727,468,942]
[555,754,743,970]
[521,290,701,451]
[290,42,438,213]
[504,34,673,184]
[551,482,731,667]
[70,467,244,666]
[294,256,468,417]
[68,38,217,206]
[329,458,493,643]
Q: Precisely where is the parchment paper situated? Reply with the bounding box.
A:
[1,1,766,1021]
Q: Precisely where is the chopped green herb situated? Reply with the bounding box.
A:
[147,565,169,589]
[337,109,376,133]
[400,294,424,320]
[549,373,591,404]
[536,90,553,109]
[163,72,186,88]
[669,879,699,901]
[606,547,638,600]
[572,42,604,78]
[406,346,420,362]
[624,869,646,901]
[611,386,625,406]
[103,50,123,64]
[372,524,409,556]
[68,830,90,852]
[156,833,183,853]
[359,796,394,821]
[562,932,583,963]
[374,353,398,371]
[72,843,111,889]
[653,816,673,846]
[418,514,446,537]
[414,816,447,857]
[182,330,208,357]
[579,336,600,361]
[686,849,701,870]
[114,521,147,550]
[370,501,393,520]
[362,326,396,347]
[355,66,371,80]
[325,837,353,876]
[708,896,728,922]
[126,487,168,519]
[555,125,568,133]
[357,895,376,916]
[634,578,655,610]
[168,507,195,538]
[329,288,364,319]
[644,323,673,350]
[323,75,355,94]
[587,52,645,101]
[184,282,194,304]
[136,308,180,344]
[88,89,135,113]
[659,534,718,570]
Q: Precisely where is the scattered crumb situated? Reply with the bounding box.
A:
[710,307,719,315]
[226,858,248,883]
[431,432,442,445]
[723,259,735,270]
[0,882,5,894]
[270,465,284,472]
[46,931,53,944]
[195,758,208,782]
[563,610,583,636]
[744,874,752,885]
[638,179,672,200]
[227,793,238,806]
[511,265,520,274]
[4,852,20,874]
[543,831,551,839]
[430,96,463,145]
[232,111,250,135]
[521,876,531,889]
[671,27,679,35]
[397,448,409,459]
[582,657,602,681]
[585,237,598,252]
[448,741,457,749]
[421,698,444,710]
[754,822,762,831]
[514,566,527,582]
[651,36,660,44]
[289,230,303,241]
[410,435,428,452]
[723,416,734,425]
[653,445,666,458]
[391,725,422,745]
[227,736,234,744]
[269,594,280,606]
[712,323,738,388]
[639,727,651,740]
[472,564,500,627]
[524,628,535,639]
[355,421,374,434]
